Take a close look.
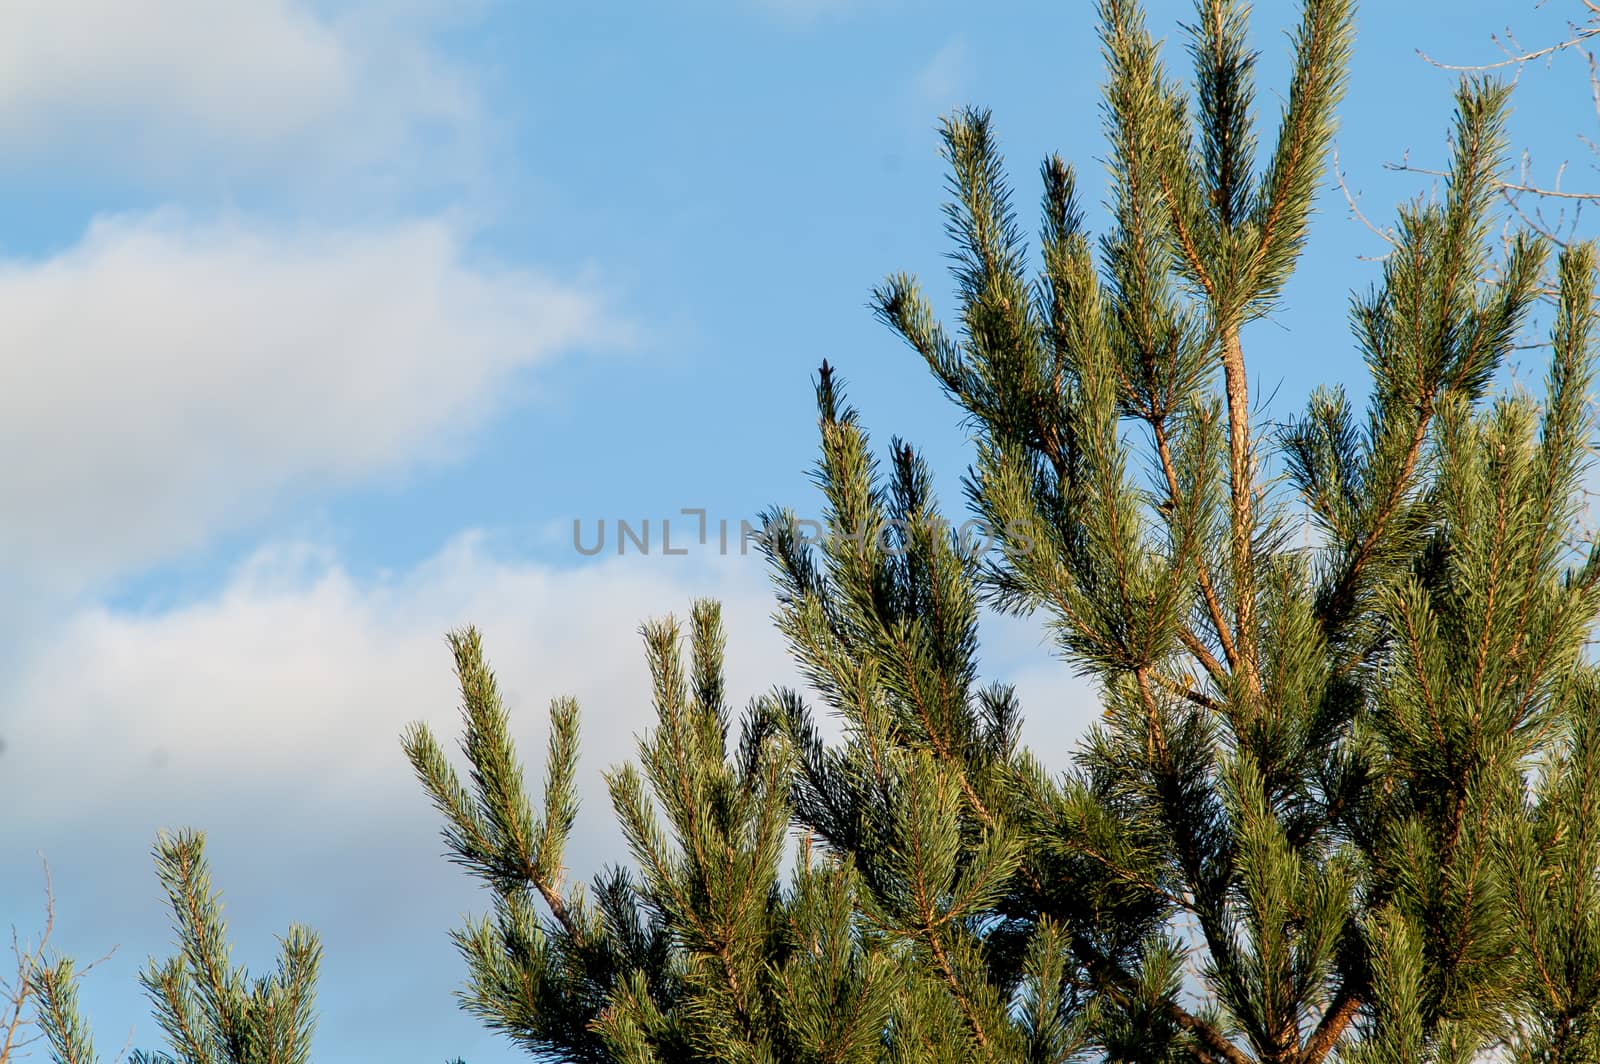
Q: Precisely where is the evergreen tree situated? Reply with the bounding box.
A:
[404,609,913,1062]
[28,831,321,1064]
[409,1,1600,1060]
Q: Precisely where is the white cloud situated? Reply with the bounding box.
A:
[914,38,972,112]
[0,532,1092,857]
[0,538,791,1058]
[0,537,796,897]
[0,0,481,184]
[0,211,620,587]
[0,532,1093,1053]
[980,608,1101,760]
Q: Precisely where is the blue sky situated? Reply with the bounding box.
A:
[1,1,1594,1061]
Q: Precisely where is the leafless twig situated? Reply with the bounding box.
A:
[0,859,120,1064]
[1,861,57,1063]
[1409,2,1600,246]
[1333,144,1398,256]
[1417,22,1600,72]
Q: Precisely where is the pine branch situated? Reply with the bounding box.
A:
[1297,979,1361,1064]
[1155,416,1239,673]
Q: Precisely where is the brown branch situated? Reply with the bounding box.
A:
[1,861,56,1064]
[906,785,990,1051]
[1153,419,1240,672]
[1158,167,1219,300]
[154,971,212,1064]
[1508,846,1565,1016]
[1154,669,1223,712]
[1152,161,1260,688]
[1180,626,1231,686]
[1171,1003,1254,1064]
[1220,325,1261,696]
[532,880,580,943]
[1068,931,1252,1064]
[1135,668,1174,772]
[32,971,83,1064]
[1299,980,1362,1064]
[931,931,990,1050]
[714,939,758,1041]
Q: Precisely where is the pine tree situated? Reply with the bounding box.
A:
[28,831,321,1064]
[405,609,913,1063]
[409,1,1600,1060]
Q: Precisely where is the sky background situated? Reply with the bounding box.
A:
[2,1,1596,1061]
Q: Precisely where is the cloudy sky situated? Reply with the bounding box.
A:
[1,1,1591,1060]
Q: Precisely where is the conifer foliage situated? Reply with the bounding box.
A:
[409,1,1600,1061]
[29,831,321,1064]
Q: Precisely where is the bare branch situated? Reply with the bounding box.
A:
[1,860,55,1063]
[1407,2,1600,245]
[1416,23,1600,72]
[1333,144,1398,251]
